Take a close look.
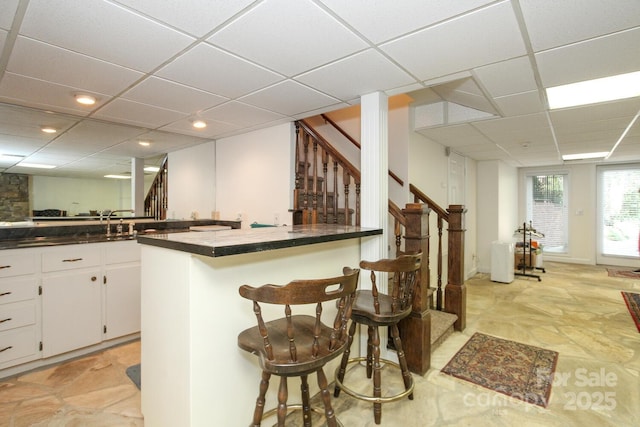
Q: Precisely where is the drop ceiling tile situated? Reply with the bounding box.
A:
[55,119,147,147]
[0,29,7,52]
[0,0,19,30]
[20,0,195,71]
[0,103,79,137]
[494,91,544,117]
[93,99,188,129]
[520,0,640,51]
[113,0,255,37]
[0,72,110,116]
[296,49,416,101]
[473,113,551,135]
[381,1,526,81]
[8,37,144,95]
[122,76,228,114]
[239,80,341,116]
[319,0,495,44]
[207,0,367,77]
[157,43,283,99]
[417,123,494,147]
[537,27,640,88]
[0,134,45,155]
[201,101,285,128]
[550,98,640,126]
[474,56,538,97]
[159,117,239,139]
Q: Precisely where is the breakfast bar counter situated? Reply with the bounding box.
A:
[137,224,381,426]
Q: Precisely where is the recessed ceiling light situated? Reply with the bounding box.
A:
[192,120,207,129]
[104,174,131,179]
[75,94,96,105]
[41,126,57,134]
[138,140,151,147]
[562,152,609,161]
[547,71,640,109]
[144,166,160,173]
[18,162,56,169]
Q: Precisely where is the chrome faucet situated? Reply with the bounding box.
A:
[106,209,134,237]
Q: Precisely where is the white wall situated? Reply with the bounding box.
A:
[32,176,131,215]
[518,163,597,265]
[476,160,518,273]
[168,142,216,220]
[215,123,294,228]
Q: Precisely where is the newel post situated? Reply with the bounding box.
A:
[399,203,431,375]
[446,205,466,331]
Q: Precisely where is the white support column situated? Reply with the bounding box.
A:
[131,157,144,215]
[360,92,392,359]
[360,91,389,268]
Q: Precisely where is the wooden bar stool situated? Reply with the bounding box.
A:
[238,267,360,427]
[333,253,422,425]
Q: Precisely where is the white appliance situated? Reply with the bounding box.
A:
[491,241,515,283]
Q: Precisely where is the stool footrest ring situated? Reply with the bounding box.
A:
[262,404,344,426]
[334,356,415,404]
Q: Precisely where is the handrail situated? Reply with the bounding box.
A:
[298,119,361,182]
[319,114,404,187]
[388,200,406,227]
[410,183,448,220]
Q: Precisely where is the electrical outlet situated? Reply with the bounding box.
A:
[237,212,242,221]
[274,213,280,225]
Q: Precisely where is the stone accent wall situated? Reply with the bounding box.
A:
[0,174,30,221]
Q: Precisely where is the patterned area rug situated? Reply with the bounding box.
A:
[621,292,640,332]
[441,332,558,407]
[607,268,640,279]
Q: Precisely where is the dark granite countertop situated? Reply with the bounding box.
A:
[0,219,241,250]
[137,224,382,257]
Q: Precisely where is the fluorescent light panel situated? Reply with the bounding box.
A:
[18,162,56,169]
[104,174,131,179]
[0,154,25,162]
[562,152,609,161]
[547,71,640,109]
[144,166,160,172]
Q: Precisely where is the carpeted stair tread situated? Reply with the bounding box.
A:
[431,310,457,348]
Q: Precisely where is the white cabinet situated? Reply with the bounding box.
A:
[41,246,102,357]
[0,240,142,374]
[0,251,40,369]
[104,242,141,340]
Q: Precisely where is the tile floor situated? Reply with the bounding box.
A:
[1,261,639,426]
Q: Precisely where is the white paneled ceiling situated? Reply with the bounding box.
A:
[0,0,638,179]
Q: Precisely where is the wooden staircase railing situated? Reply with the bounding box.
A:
[144,156,168,220]
[409,184,466,332]
[293,119,466,375]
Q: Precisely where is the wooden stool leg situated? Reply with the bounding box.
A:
[334,320,357,397]
[277,376,288,426]
[372,326,382,424]
[390,324,414,400]
[317,367,338,427]
[366,325,375,379]
[251,371,271,426]
[301,375,311,427]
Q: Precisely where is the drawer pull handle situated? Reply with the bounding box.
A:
[62,258,83,262]
[91,276,97,282]
[0,292,11,297]
[0,265,11,269]
[0,317,11,324]
[0,346,12,353]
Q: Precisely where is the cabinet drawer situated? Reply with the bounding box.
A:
[0,278,37,305]
[42,247,101,272]
[105,241,141,264]
[0,253,36,278]
[0,302,36,332]
[0,326,38,366]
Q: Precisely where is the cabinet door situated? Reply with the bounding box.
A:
[42,270,102,357]
[104,265,141,339]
